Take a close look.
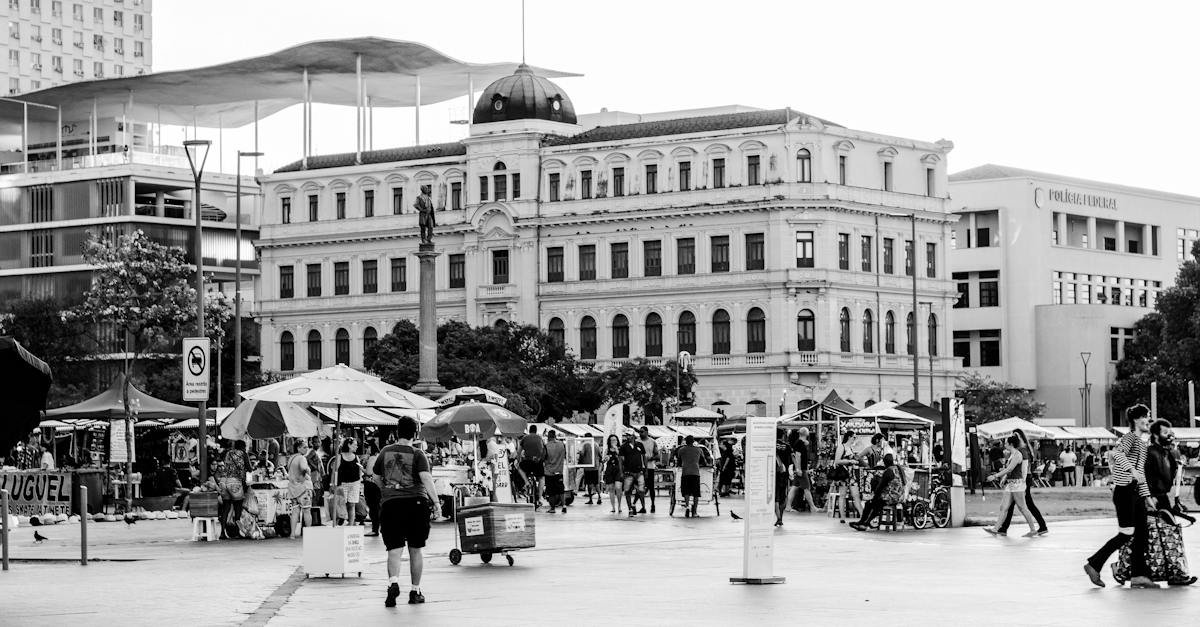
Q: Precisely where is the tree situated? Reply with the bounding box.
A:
[597,358,697,425]
[0,296,97,407]
[1112,240,1200,424]
[956,372,1045,424]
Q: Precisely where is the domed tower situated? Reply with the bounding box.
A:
[472,63,577,126]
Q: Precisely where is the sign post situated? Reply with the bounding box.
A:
[182,338,211,402]
[730,417,785,585]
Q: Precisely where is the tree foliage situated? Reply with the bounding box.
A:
[956,372,1045,424]
[1112,241,1200,424]
[0,297,97,406]
[597,358,697,425]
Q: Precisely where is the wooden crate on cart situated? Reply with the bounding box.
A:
[451,502,535,566]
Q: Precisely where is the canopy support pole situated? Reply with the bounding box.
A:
[355,53,362,165]
[414,75,421,145]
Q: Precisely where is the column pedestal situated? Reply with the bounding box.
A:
[410,242,447,399]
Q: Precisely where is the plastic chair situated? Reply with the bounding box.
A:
[877,504,904,531]
[191,517,220,541]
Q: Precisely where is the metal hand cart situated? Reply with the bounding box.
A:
[659,467,721,517]
[447,499,535,567]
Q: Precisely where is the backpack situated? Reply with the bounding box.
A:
[881,469,905,505]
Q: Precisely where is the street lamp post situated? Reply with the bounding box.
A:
[920,301,935,403]
[184,139,211,484]
[910,213,919,403]
[1080,352,1092,427]
[234,150,264,408]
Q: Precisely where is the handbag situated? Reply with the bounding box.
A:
[828,464,849,482]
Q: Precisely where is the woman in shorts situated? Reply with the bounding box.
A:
[287,441,313,538]
[602,435,624,515]
[332,438,362,526]
[984,434,1039,537]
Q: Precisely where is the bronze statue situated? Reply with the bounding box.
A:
[415,184,435,244]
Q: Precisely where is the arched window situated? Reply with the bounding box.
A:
[906,312,916,356]
[645,313,663,357]
[862,309,874,353]
[307,330,322,370]
[839,308,851,352]
[580,316,597,359]
[746,307,766,353]
[885,311,896,354]
[362,327,378,360]
[797,309,815,351]
[280,331,295,371]
[678,311,696,354]
[712,309,731,354]
[494,319,509,329]
[796,148,812,183]
[927,313,938,356]
[493,162,507,171]
[548,317,565,347]
[335,328,350,365]
[746,399,767,417]
[612,314,630,358]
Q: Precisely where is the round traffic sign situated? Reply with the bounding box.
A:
[187,345,206,376]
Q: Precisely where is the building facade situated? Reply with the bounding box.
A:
[256,66,959,416]
[948,164,1200,426]
[2,0,152,96]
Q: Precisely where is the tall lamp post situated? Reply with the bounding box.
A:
[1079,351,1092,427]
[909,214,919,402]
[920,301,935,403]
[234,150,263,407]
[184,139,211,484]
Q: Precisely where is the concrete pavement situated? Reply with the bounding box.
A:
[1,496,1196,626]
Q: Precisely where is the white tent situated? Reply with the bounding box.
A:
[672,407,724,421]
[975,417,1056,440]
[850,400,927,422]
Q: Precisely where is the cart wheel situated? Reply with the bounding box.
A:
[449,549,462,565]
[910,501,931,530]
[480,551,493,564]
[506,554,514,566]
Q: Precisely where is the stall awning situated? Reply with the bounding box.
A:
[1062,426,1118,440]
[642,426,676,439]
[553,423,603,438]
[672,407,724,421]
[975,417,1056,440]
[312,405,399,426]
[141,409,233,430]
[674,426,714,439]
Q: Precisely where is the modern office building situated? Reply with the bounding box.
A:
[2,0,152,95]
[256,64,960,415]
[948,164,1200,427]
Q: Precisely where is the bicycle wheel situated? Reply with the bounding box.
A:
[910,500,931,529]
[931,488,951,528]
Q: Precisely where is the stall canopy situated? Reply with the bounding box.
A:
[311,405,406,427]
[975,417,1056,440]
[673,426,715,439]
[553,423,605,438]
[895,400,943,425]
[0,336,53,453]
[672,407,724,422]
[145,410,233,431]
[783,390,857,422]
[45,374,214,421]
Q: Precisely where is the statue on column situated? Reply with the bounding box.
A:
[415,184,435,244]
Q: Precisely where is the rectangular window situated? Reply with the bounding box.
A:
[713,158,725,188]
[308,195,318,221]
[883,162,893,191]
[281,198,291,224]
[479,176,489,202]
[8,50,18,67]
[494,174,507,201]
[979,330,1001,367]
[334,262,349,295]
[580,170,592,199]
[509,173,520,199]
[73,3,82,21]
[112,9,122,25]
[611,242,629,279]
[883,238,894,274]
[390,258,407,292]
[113,37,123,55]
[492,249,509,284]
[134,41,143,58]
[92,7,101,22]
[644,240,662,277]
[926,168,935,196]
[838,155,847,185]
[679,161,691,191]
[133,13,143,31]
[976,227,991,248]
[450,182,462,210]
[52,29,61,45]
[578,245,596,280]
[449,254,465,288]
[711,235,730,272]
[979,271,1000,307]
[677,238,695,274]
[93,61,103,78]
[925,242,937,278]
[645,164,658,194]
[795,231,814,268]
[281,339,294,371]
[953,273,969,308]
[861,235,873,272]
[392,188,403,215]
[747,155,760,185]
[306,264,321,297]
[335,192,346,219]
[280,266,296,299]
[953,332,971,367]
[745,233,764,271]
[1103,236,1117,251]
[548,173,560,202]
[904,240,914,276]
[362,260,377,294]
[838,233,850,270]
[547,247,564,282]
[613,167,625,197]
[363,190,374,217]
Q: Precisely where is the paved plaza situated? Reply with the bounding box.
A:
[2,498,1196,626]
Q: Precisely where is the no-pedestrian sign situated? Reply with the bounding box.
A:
[182,337,211,402]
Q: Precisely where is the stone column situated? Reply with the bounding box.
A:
[410,242,447,398]
[1086,217,1096,249]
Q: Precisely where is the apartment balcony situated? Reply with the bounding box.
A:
[477,283,517,302]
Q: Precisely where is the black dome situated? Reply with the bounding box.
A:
[472,64,576,125]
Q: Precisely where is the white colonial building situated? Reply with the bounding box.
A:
[256,65,959,415]
[948,164,1200,427]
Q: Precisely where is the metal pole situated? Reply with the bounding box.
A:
[194,169,208,485]
[235,160,242,407]
[1,488,9,571]
[22,102,28,173]
[79,486,88,566]
[355,53,362,165]
[911,214,919,402]
[56,106,62,170]
[1151,381,1158,420]
[1189,380,1196,428]
[1081,352,1091,427]
[414,75,421,145]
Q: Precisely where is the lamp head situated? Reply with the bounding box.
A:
[183,139,212,179]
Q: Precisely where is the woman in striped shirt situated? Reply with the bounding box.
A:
[1083,404,1154,588]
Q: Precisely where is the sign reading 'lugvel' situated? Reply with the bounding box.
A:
[1034,186,1118,210]
[0,470,73,515]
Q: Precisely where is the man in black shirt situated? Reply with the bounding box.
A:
[619,432,646,518]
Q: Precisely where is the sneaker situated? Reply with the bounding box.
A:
[408,589,425,604]
[385,583,400,607]
[639,507,647,514]
[650,506,656,513]
[629,511,636,518]
[561,507,566,513]
[1036,529,1049,536]
[683,510,690,518]
[982,527,1006,537]
[1083,563,1105,588]
[1021,530,1040,538]
[364,531,379,537]
[849,522,865,531]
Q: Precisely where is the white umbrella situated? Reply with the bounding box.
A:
[221,399,323,440]
[241,365,439,410]
[975,417,1056,440]
[436,386,508,408]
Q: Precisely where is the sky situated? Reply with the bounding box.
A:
[154,0,1200,196]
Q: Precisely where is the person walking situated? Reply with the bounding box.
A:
[518,426,546,509]
[373,416,439,607]
[717,440,737,497]
[774,429,791,526]
[619,431,646,517]
[637,426,660,514]
[330,438,362,526]
[286,440,313,538]
[577,437,601,505]
[602,435,624,515]
[993,428,1049,536]
[1083,404,1154,588]
[1081,445,1096,487]
[983,435,1039,537]
[362,441,382,536]
[674,435,711,517]
[1060,446,1078,487]
[543,430,568,514]
[785,429,820,513]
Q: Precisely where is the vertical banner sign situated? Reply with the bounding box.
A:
[731,417,785,584]
[182,337,211,402]
[109,419,134,463]
[949,397,966,471]
[602,403,624,443]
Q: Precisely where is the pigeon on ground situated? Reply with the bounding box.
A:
[124,515,138,526]
[730,511,742,520]
[33,531,48,543]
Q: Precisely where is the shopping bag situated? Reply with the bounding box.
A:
[1114,515,1191,582]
